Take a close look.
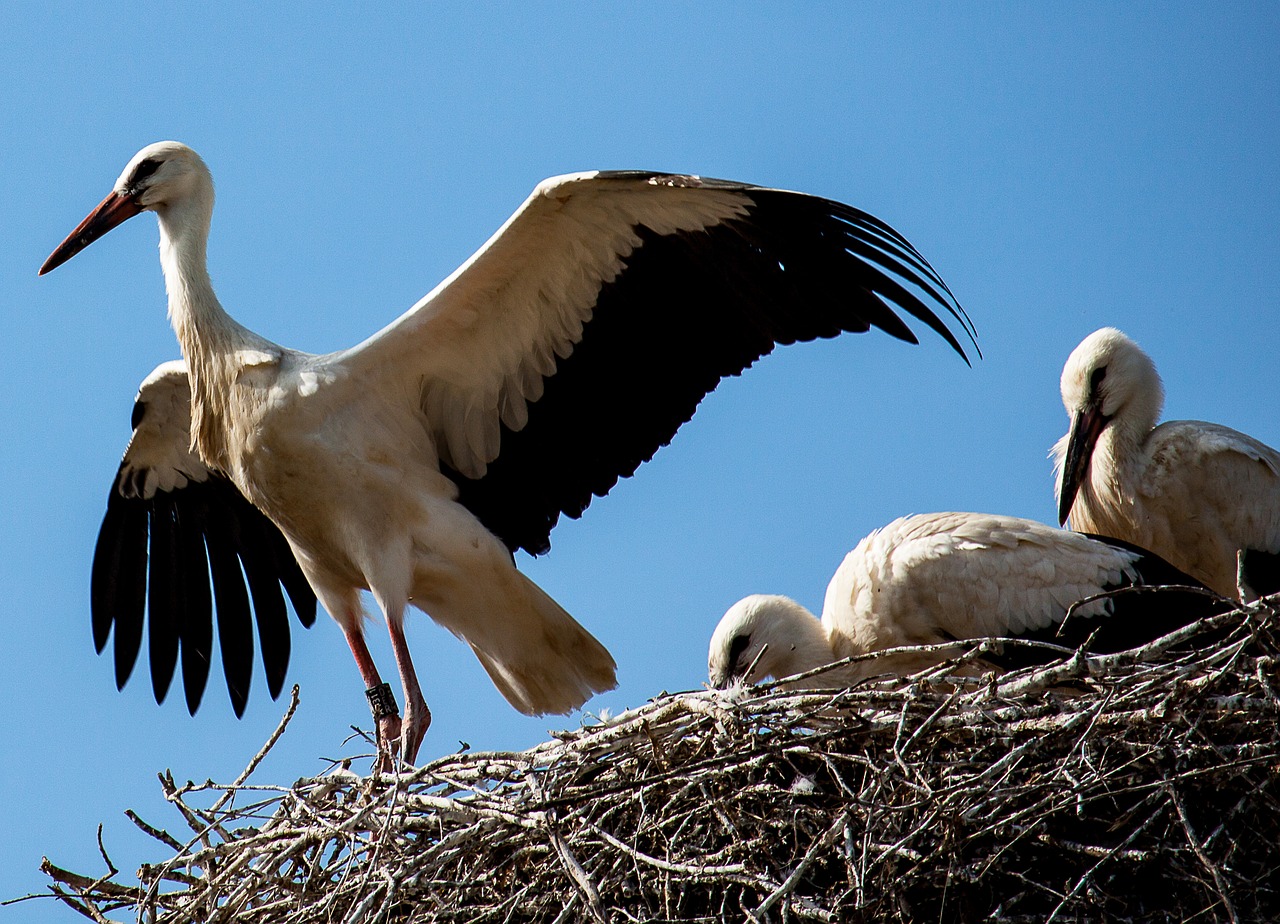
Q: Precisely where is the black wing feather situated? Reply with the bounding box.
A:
[229,496,293,700]
[91,494,148,689]
[90,497,137,655]
[202,498,254,718]
[175,493,214,715]
[276,536,318,628]
[146,496,181,704]
[446,186,973,556]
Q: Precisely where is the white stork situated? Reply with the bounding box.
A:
[1054,327,1280,601]
[708,512,1217,689]
[40,142,973,765]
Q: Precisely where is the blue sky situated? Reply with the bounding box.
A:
[2,4,1278,918]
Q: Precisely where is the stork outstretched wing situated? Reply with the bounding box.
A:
[343,172,976,555]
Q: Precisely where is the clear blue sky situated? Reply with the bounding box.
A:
[2,4,1278,918]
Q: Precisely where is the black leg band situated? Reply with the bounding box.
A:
[366,682,399,719]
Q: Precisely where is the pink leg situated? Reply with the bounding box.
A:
[386,617,431,765]
[342,625,403,772]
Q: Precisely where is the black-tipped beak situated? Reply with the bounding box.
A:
[1057,403,1109,525]
[39,190,143,275]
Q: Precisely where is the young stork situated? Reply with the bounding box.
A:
[1054,328,1280,601]
[40,142,973,765]
[708,512,1217,689]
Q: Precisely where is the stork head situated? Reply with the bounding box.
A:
[707,594,832,689]
[39,141,212,275]
[1054,327,1164,524]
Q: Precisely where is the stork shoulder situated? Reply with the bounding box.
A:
[1144,419,1280,490]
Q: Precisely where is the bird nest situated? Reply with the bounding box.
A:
[30,598,1280,923]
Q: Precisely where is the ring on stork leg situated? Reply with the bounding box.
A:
[366,682,399,719]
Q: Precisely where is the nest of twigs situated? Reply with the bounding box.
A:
[28,596,1280,923]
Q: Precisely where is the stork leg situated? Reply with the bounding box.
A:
[342,626,403,772]
[385,613,431,764]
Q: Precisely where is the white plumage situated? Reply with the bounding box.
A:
[1053,327,1280,600]
[41,142,972,765]
[708,512,1213,689]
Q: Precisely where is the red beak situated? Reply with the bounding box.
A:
[39,191,143,276]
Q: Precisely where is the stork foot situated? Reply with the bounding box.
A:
[400,698,432,766]
[372,713,404,774]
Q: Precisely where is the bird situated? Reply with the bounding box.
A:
[1054,327,1280,601]
[40,141,973,766]
[708,511,1218,689]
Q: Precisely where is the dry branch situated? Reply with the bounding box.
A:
[21,597,1280,923]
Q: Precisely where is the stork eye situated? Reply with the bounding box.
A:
[132,158,162,184]
[1089,365,1107,394]
[727,633,752,670]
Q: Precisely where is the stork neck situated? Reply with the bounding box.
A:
[762,599,839,679]
[156,201,272,472]
[1104,355,1164,476]
[157,203,256,360]
[1099,403,1158,493]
